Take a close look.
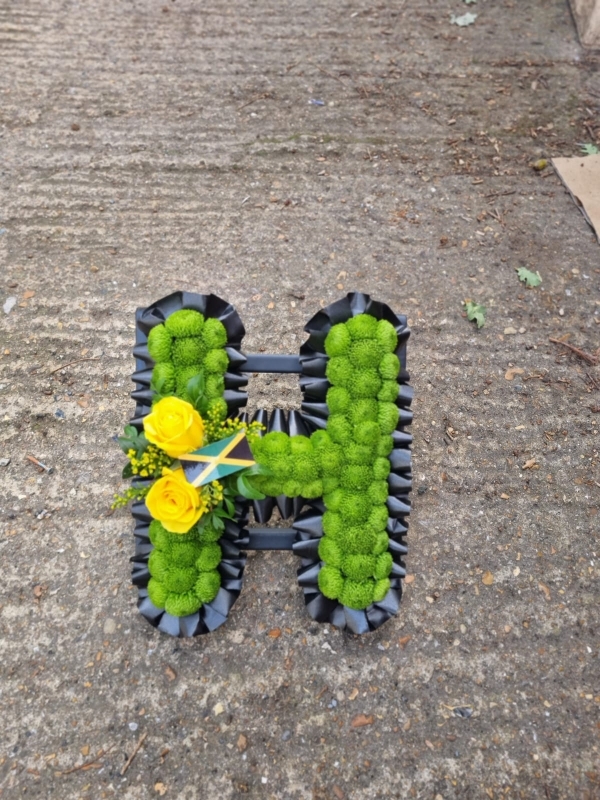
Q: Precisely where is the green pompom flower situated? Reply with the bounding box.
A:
[368,480,389,505]
[262,432,291,457]
[163,565,198,594]
[175,364,204,397]
[321,475,340,494]
[324,324,351,357]
[354,420,381,448]
[148,549,170,582]
[349,340,384,370]
[373,457,391,481]
[202,318,228,350]
[340,465,373,492]
[165,309,205,338]
[345,442,376,466]
[340,578,375,609]
[171,337,206,368]
[169,540,203,567]
[267,455,294,482]
[326,356,354,388]
[152,362,176,393]
[310,429,332,450]
[165,590,202,617]
[319,442,344,473]
[318,565,345,600]
[368,505,389,532]
[349,399,378,426]
[376,435,394,458]
[373,531,390,556]
[196,524,222,544]
[326,386,351,415]
[348,369,382,399]
[374,551,393,580]
[378,402,399,435]
[318,537,343,568]
[205,374,225,400]
[377,380,398,403]
[338,492,373,525]
[203,348,229,374]
[376,319,398,353]
[302,480,323,499]
[282,479,303,498]
[147,578,168,609]
[379,352,400,381]
[196,543,222,572]
[343,526,377,555]
[290,435,313,456]
[147,324,173,363]
[323,488,344,512]
[322,511,344,539]
[373,577,391,603]
[342,554,377,581]
[292,453,318,483]
[261,478,286,497]
[346,314,378,341]
[327,415,353,447]
[195,570,221,603]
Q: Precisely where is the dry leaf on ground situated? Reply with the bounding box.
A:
[351,714,374,728]
[482,571,494,586]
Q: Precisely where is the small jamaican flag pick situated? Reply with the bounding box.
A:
[180,431,255,488]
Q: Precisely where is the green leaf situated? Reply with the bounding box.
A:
[241,463,273,478]
[580,143,599,156]
[516,267,542,287]
[464,300,487,329]
[122,462,134,479]
[124,425,138,438]
[150,372,167,395]
[236,474,266,500]
[212,514,225,532]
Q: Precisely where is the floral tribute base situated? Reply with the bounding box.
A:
[123,291,411,637]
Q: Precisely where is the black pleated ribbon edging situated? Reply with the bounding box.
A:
[128,292,250,636]
[293,292,412,634]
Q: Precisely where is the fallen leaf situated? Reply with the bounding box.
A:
[351,714,374,729]
[451,11,477,26]
[268,628,281,638]
[464,299,486,328]
[267,302,275,309]
[505,367,524,380]
[348,688,359,701]
[538,582,551,601]
[213,702,225,716]
[164,666,177,682]
[522,458,539,470]
[482,571,494,586]
[404,574,415,584]
[154,782,167,796]
[513,567,520,577]
[516,267,542,287]
[403,718,411,731]
[504,327,517,335]
[23,290,35,299]
[80,745,90,756]
[236,734,248,753]
[398,635,412,649]
[500,493,510,500]
[333,785,345,800]
[425,739,435,750]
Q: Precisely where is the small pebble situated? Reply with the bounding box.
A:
[103,618,116,635]
[128,722,138,731]
[0,458,10,467]
[55,409,66,420]
[281,730,292,741]
[3,297,16,315]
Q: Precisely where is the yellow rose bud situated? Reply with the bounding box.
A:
[143,396,205,458]
[146,468,205,534]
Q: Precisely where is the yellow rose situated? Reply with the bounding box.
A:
[146,468,206,534]
[144,396,205,458]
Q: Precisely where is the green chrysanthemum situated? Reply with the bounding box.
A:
[373,457,391,481]
[341,554,377,581]
[322,511,344,540]
[378,402,399,435]
[343,526,378,555]
[162,565,198,594]
[318,537,343,568]
[165,590,202,617]
[346,314,378,341]
[340,465,373,492]
[196,543,222,572]
[345,442,376,466]
[195,570,221,603]
[376,435,394,458]
[373,531,390,556]
[302,479,323,499]
[324,324,352,357]
[202,318,228,350]
[349,340,384,370]
[205,374,225,400]
[321,475,340,494]
[379,352,400,381]
[147,578,169,609]
[169,540,203,567]
[165,309,205,338]
[326,386,351,415]
[340,578,375,609]
[171,337,206,368]
[318,565,345,600]
[354,420,381,448]
[147,324,173,363]
[348,399,379,426]
[373,577,391,603]
[326,356,355,388]
[338,492,373,525]
[377,380,398,403]
[204,348,229,374]
[152,362,176,393]
[374,551,393,580]
[368,480,389,505]
[376,319,398,353]
[327,415,353,447]
[348,369,382,399]
[196,524,222,544]
[148,549,170,583]
[175,364,204,397]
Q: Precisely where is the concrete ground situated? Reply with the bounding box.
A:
[1,0,599,798]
